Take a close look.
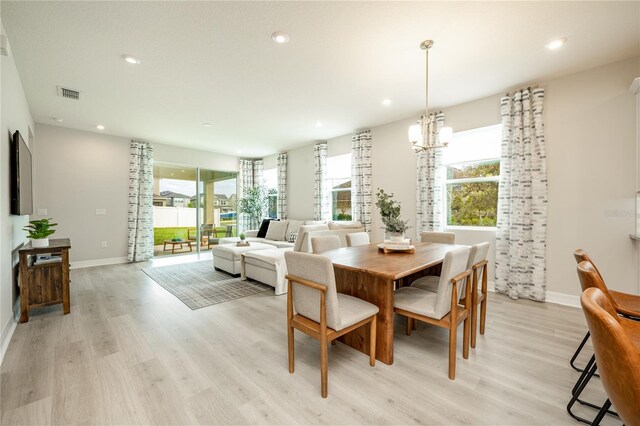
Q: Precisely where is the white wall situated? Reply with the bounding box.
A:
[32,124,239,264]
[33,125,131,263]
[1,20,35,360]
[153,143,238,173]
[545,58,639,297]
[286,57,640,298]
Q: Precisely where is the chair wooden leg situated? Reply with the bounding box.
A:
[412,319,417,330]
[448,320,457,380]
[288,323,294,373]
[287,280,295,374]
[463,312,470,359]
[471,288,478,349]
[320,336,328,398]
[369,317,376,367]
[406,316,412,336]
[480,297,487,335]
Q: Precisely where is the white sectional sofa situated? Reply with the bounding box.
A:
[218,218,312,248]
[226,220,366,295]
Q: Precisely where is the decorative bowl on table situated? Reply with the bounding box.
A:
[377,238,415,253]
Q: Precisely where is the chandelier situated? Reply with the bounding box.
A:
[408,40,453,152]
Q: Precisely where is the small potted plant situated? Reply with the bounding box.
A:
[375,189,410,242]
[238,232,249,246]
[23,218,57,248]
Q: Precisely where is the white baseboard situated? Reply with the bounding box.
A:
[487,281,580,308]
[545,291,581,308]
[70,256,129,269]
[1,299,20,365]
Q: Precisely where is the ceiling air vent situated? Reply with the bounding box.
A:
[57,86,81,100]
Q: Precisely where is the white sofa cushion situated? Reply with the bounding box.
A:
[286,220,304,240]
[293,224,330,251]
[293,225,365,252]
[328,221,363,230]
[266,220,289,241]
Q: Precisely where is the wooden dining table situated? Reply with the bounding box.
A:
[321,241,465,365]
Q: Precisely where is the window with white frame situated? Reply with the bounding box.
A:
[442,124,501,228]
[327,153,352,221]
[263,168,278,218]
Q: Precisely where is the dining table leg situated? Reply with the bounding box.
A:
[333,268,395,365]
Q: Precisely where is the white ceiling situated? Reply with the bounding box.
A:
[2,1,639,157]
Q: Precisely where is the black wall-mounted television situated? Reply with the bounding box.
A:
[10,130,33,215]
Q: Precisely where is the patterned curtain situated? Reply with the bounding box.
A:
[127,140,154,261]
[416,112,445,235]
[277,153,288,219]
[313,142,330,221]
[495,87,548,301]
[351,130,372,233]
[238,159,264,232]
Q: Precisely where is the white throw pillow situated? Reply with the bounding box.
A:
[287,220,304,236]
[266,220,289,241]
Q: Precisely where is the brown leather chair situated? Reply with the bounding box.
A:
[574,249,640,317]
[580,287,640,425]
[571,250,640,372]
[570,261,640,423]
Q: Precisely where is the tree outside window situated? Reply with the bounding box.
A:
[327,153,352,221]
[446,161,500,227]
[442,124,501,228]
[263,168,278,218]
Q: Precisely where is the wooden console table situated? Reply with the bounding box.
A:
[19,238,71,323]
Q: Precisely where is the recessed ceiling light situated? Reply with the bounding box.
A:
[546,37,567,50]
[237,150,243,154]
[203,122,212,127]
[96,124,105,130]
[122,55,141,64]
[315,121,323,127]
[382,98,392,106]
[271,31,290,44]
[52,117,63,123]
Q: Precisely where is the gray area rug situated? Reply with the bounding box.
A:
[142,260,272,310]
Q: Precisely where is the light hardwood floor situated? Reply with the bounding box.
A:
[1,256,614,425]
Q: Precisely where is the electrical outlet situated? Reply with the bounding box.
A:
[95,208,107,216]
[36,208,47,215]
[101,241,108,248]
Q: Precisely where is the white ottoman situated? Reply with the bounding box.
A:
[219,237,241,245]
[241,248,292,295]
[211,242,272,275]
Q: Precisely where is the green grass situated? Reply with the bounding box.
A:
[153,225,236,245]
[153,227,191,245]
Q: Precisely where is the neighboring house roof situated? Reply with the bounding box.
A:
[190,194,232,201]
[333,180,351,190]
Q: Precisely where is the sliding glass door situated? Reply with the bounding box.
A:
[197,169,238,247]
[153,163,238,257]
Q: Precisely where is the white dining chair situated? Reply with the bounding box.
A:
[394,246,471,379]
[420,231,455,244]
[346,232,370,247]
[284,251,379,397]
